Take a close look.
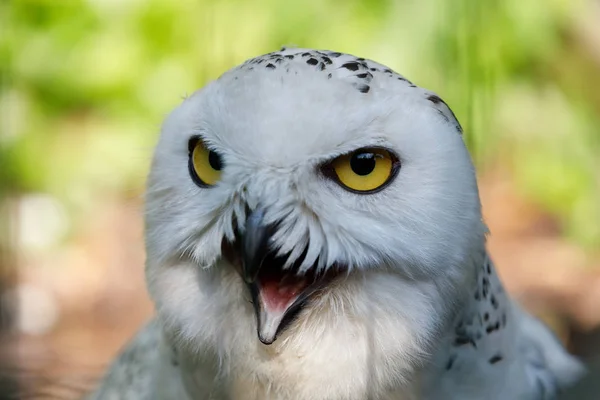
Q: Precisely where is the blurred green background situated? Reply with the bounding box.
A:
[1,0,600,396]
[3,0,599,251]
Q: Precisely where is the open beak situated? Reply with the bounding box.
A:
[233,207,334,345]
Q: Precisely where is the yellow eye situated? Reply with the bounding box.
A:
[328,148,398,193]
[188,137,224,187]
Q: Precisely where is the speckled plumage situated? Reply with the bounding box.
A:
[234,48,462,135]
[87,47,585,400]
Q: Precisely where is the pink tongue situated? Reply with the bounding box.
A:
[255,275,310,344]
[260,276,307,311]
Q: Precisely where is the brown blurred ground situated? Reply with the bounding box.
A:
[5,169,600,398]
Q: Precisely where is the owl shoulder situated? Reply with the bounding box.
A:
[85,320,163,400]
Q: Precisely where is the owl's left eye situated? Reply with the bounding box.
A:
[188,137,224,187]
[325,147,400,193]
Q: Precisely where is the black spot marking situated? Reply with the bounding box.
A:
[266,63,276,69]
[301,52,311,57]
[489,354,503,364]
[383,68,392,73]
[306,58,318,66]
[357,85,370,93]
[322,56,332,64]
[427,95,443,104]
[486,321,501,334]
[427,95,463,134]
[356,73,371,79]
[454,336,476,348]
[329,52,342,57]
[284,54,294,59]
[446,355,456,371]
[484,313,489,322]
[491,295,499,309]
[327,73,332,79]
[370,68,377,72]
[171,345,179,367]
[482,277,490,298]
[318,62,326,71]
[436,109,450,123]
[341,62,360,71]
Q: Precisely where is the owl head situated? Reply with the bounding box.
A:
[144,48,487,361]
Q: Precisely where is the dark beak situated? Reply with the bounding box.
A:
[236,207,307,345]
[240,206,271,284]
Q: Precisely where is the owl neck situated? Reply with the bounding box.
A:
[418,251,517,397]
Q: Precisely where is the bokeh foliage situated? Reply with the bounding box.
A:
[2,0,599,247]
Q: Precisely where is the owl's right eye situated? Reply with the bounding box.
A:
[188,137,224,187]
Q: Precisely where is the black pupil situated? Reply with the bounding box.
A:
[208,151,223,171]
[350,152,376,176]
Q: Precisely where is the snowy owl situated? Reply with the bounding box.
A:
[88,48,585,400]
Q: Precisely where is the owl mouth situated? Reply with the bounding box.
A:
[249,251,340,345]
[222,208,343,345]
